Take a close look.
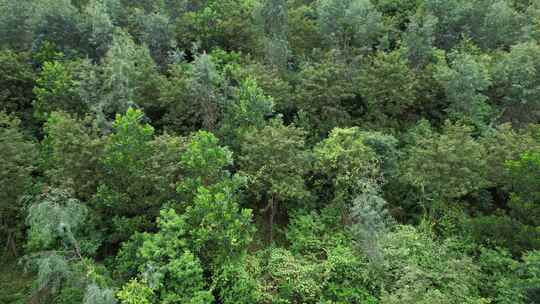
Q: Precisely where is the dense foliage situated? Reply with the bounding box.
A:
[1,0,540,303]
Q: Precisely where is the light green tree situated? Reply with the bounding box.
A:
[33,60,88,121]
[314,127,381,207]
[379,225,488,304]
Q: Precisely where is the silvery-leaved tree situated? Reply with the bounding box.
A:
[25,188,115,304]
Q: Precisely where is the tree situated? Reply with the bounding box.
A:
[503,128,540,240]
[30,0,86,58]
[190,53,225,132]
[524,0,540,41]
[157,62,199,134]
[317,0,385,50]
[33,60,88,121]
[239,119,310,243]
[473,0,524,50]
[177,130,233,199]
[379,225,488,304]
[220,77,274,149]
[119,182,253,303]
[481,124,539,187]
[421,0,474,50]
[159,53,226,133]
[0,112,36,256]
[80,0,116,60]
[294,51,357,137]
[434,50,493,128]
[287,2,321,57]
[491,42,540,126]
[42,112,104,201]
[96,108,183,246]
[132,209,217,304]
[357,49,419,129]
[173,0,258,53]
[97,30,160,125]
[350,188,395,265]
[179,185,254,267]
[401,13,438,68]
[314,127,381,207]
[212,259,258,304]
[258,0,289,70]
[0,0,35,50]
[372,0,421,30]
[25,188,114,304]
[127,9,176,67]
[0,50,36,128]
[401,120,489,202]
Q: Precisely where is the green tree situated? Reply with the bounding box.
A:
[258,0,289,70]
[434,50,493,128]
[287,2,321,57]
[350,188,395,265]
[42,112,104,201]
[524,0,540,41]
[174,0,258,53]
[481,124,539,187]
[379,225,488,304]
[190,53,225,132]
[122,183,253,303]
[357,49,419,129]
[0,0,35,50]
[179,185,254,267]
[25,188,114,304]
[0,112,36,256]
[0,50,35,124]
[317,0,384,50]
[220,77,274,149]
[473,0,524,50]
[314,127,381,207]
[401,120,489,202]
[30,0,86,58]
[212,259,258,304]
[372,0,421,29]
[294,51,357,137]
[421,0,473,50]
[177,130,233,198]
[96,108,183,245]
[33,60,88,121]
[491,42,540,126]
[97,30,160,125]
[132,209,218,303]
[80,0,116,60]
[157,62,198,133]
[127,9,176,67]
[159,53,226,133]
[239,119,310,243]
[401,13,438,68]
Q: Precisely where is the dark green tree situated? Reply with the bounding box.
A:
[0,112,36,256]
[239,119,310,243]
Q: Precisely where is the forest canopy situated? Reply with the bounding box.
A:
[1,0,540,303]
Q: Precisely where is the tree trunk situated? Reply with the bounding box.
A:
[267,194,276,244]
